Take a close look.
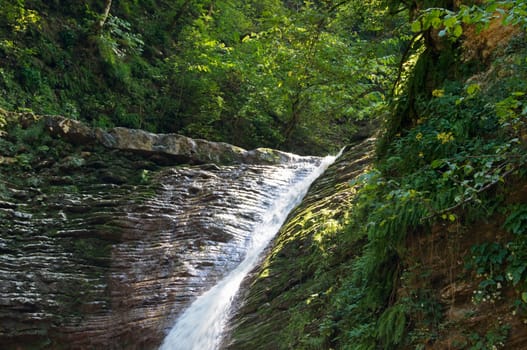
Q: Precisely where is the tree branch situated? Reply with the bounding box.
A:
[391,32,423,97]
[421,163,523,222]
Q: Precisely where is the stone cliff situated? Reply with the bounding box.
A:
[0,114,333,349]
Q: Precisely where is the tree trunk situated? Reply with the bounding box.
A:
[96,0,112,32]
[208,1,215,16]
[283,94,302,142]
[170,0,192,31]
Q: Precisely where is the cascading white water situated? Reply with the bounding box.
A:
[159,153,338,350]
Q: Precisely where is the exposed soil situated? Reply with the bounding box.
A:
[402,180,527,349]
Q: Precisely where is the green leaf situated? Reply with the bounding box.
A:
[431,17,442,29]
[512,265,526,285]
[431,159,445,169]
[453,24,463,38]
[522,292,527,303]
[411,21,422,33]
[466,83,480,95]
[486,3,499,13]
[443,16,457,28]
[504,205,527,235]
[464,164,474,175]
[462,14,472,24]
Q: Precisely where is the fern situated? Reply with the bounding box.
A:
[299,335,326,350]
[376,303,407,348]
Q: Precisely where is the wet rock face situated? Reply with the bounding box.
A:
[0,117,324,349]
[223,138,376,350]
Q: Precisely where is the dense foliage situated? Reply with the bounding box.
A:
[281,1,527,348]
[0,0,405,154]
[227,1,527,349]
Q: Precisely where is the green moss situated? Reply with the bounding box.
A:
[227,140,376,349]
[230,21,527,350]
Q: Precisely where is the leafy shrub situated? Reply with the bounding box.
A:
[503,204,527,235]
[18,65,42,92]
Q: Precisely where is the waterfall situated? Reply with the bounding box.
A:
[159,153,338,350]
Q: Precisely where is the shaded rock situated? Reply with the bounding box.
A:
[0,127,328,349]
[99,171,128,185]
[44,115,97,145]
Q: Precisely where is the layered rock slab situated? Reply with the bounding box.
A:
[0,116,324,349]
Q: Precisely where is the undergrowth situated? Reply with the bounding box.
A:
[304,27,527,350]
[239,8,527,347]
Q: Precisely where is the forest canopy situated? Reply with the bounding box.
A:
[0,0,407,154]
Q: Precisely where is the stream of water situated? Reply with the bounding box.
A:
[159,153,338,350]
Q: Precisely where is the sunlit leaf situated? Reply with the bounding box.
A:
[411,21,422,32]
